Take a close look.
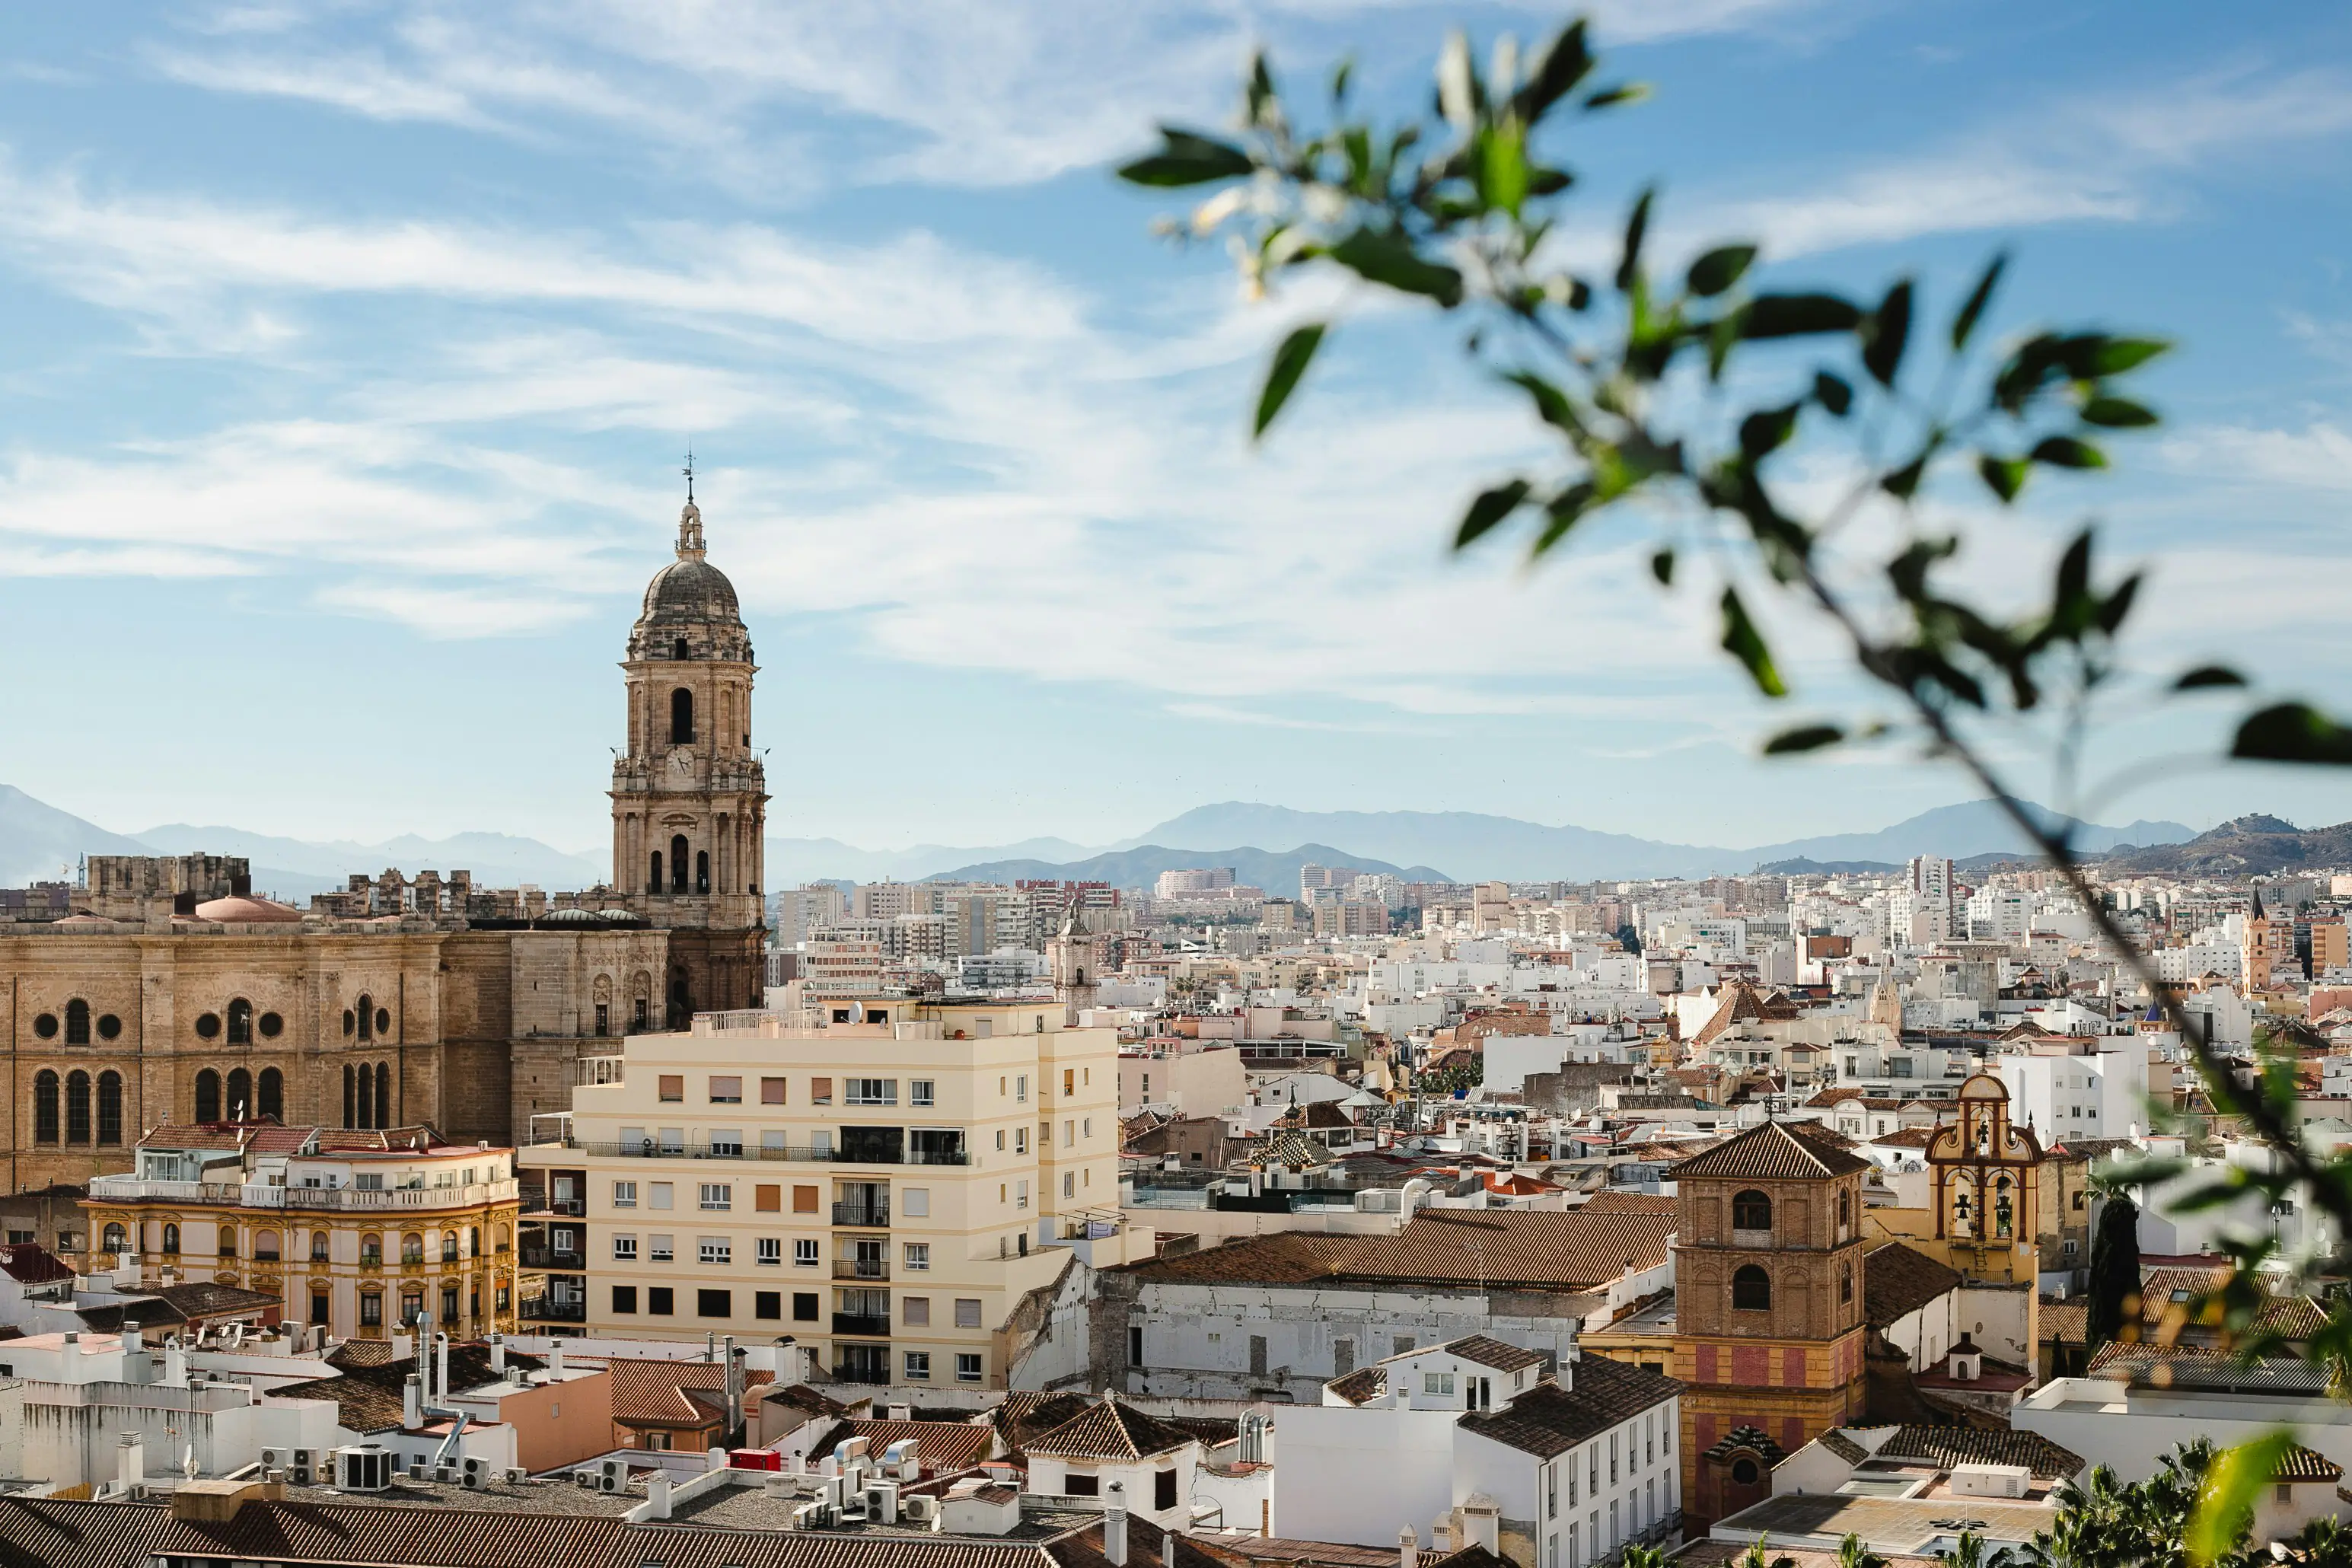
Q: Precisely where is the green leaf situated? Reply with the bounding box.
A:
[1530,482,1598,556]
[1861,279,1914,387]
[1481,123,1529,215]
[1949,250,2006,351]
[1117,127,1254,187]
[1254,323,1327,439]
[1812,373,1853,416]
[1455,478,1532,549]
[1515,20,1593,119]
[1719,588,1788,698]
[1880,454,1927,501]
[1328,227,1465,306]
[2081,396,2157,428]
[1739,403,1801,460]
[1503,370,1582,436]
[1583,82,1648,110]
[2174,665,2248,690]
[1978,454,2028,502]
[1330,56,1354,104]
[2187,1430,2296,1566]
[1764,724,1843,754]
[2095,572,2140,635]
[2086,336,2170,375]
[1650,548,1675,585]
[2054,528,2092,608]
[1616,186,1655,292]
[1743,292,1862,339]
[2032,435,2106,469]
[1686,244,1757,298]
[2233,703,2352,765]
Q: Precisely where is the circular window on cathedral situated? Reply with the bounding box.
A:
[374,1007,392,1036]
[1730,1458,1760,1486]
[258,1012,284,1039]
[195,1012,222,1040]
[343,1009,357,1037]
[32,1013,59,1040]
[97,1014,122,1041]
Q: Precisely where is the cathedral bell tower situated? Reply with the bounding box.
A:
[610,467,769,1023]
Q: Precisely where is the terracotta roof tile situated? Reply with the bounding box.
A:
[1025,1397,1197,1461]
[1577,1192,1676,1215]
[608,1357,773,1428]
[808,1418,996,1476]
[1863,1243,1962,1330]
[1441,1335,1547,1373]
[1704,1424,1785,1463]
[1324,1366,1388,1405]
[1873,1423,2083,1480]
[1669,1119,1869,1181]
[1454,1359,1678,1459]
[1129,1208,1669,1294]
[0,1243,72,1286]
[2278,1445,2344,1483]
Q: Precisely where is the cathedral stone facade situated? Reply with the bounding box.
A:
[0,496,767,1192]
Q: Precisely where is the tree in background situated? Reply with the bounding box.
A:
[2086,1191,2143,1357]
[1114,16,2352,1548]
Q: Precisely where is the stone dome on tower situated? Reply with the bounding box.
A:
[629,497,752,662]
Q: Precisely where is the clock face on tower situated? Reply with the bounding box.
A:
[668,748,696,779]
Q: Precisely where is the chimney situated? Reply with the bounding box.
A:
[489,1334,505,1375]
[163,1336,187,1388]
[403,1373,423,1428]
[1399,1526,1419,1568]
[1165,1515,1183,1568]
[1104,1482,1128,1567]
[724,1335,742,1442]
[649,1471,673,1520]
[435,1332,451,1405]
[548,1342,565,1377]
[119,1436,145,1493]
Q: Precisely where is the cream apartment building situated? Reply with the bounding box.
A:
[518,998,1137,1393]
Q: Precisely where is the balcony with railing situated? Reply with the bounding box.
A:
[530,1139,968,1167]
[830,1202,888,1229]
[87,1176,521,1211]
[831,1258,889,1281]
[830,1312,890,1338]
[520,1296,587,1322]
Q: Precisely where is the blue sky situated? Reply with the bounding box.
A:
[1,1,2348,860]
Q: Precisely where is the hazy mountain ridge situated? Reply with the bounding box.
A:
[931,843,1449,892]
[2094,815,2352,877]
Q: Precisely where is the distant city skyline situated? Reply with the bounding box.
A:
[2,3,2348,852]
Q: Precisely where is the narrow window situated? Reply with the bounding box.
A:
[343,1064,356,1129]
[1732,1264,1772,1311]
[355,1063,373,1130]
[671,836,689,893]
[696,850,709,894]
[33,1072,59,1143]
[226,999,253,1047]
[671,687,695,744]
[65,1071,90,1144]
[375,1063,392,1128]
[649,850,663,894]
[226,1067,252,1120]
[355,993,374,1042]
[64,999,90,1047]
[258,1068,283,1121]
[97,1072,123,1145]
[195,1069,221,1125]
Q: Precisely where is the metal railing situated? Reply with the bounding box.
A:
[831,1312,890,1338]
[538,1140,968,1167]
[832,1259,889,1281]
[87,1176,521,1211]
[520,1297,587,1321]
[831,1203,889,1229]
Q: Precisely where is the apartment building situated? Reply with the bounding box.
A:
[82,1121,521,1344]
[518,999,1138,1389]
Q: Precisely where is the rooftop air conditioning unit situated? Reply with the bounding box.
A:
[506,1468,530,1486]
[336,1446,394,1493]
[434,1463,456,1485]
[290,1448,317,1486]
[408,1457,427,1480]
[260,1448,288,1474]
[901,1495,939,1525]
[575,1469,601,1490]
[461,1457,489,1490]
[598,1458,628,1493]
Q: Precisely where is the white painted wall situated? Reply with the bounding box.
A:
[1273,1402,1460,1546]
[2016,1378,2352,1485]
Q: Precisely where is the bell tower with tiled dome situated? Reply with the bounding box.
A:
[610,465,768,1024]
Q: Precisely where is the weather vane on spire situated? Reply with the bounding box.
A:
[683,443,696,504]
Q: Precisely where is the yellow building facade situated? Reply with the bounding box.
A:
[518,998,1143,1392]
[84,1121,521,1343]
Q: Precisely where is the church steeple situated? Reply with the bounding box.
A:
[610,473,768,1020]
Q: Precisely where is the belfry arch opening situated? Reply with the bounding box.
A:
[671,687,695,744]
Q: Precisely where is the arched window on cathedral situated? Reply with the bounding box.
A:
[161,1223,180,1256]
[64,999,91,1047]
[648,850,663,894]
[33,1071,59,1144]
[376,1063,393,1129]
[673,636,690,660]
[343,1064,357,1129]
[356,994,374,1043]
[227,1067,253,1120]
[671,687,695,744]
[670,835,689,893]
[1840,1261,1854,1303]
[101,1222,126,1254]
[195,1069,223,1124]
[65,1071,91,1144]
[696,850,709,894]
[1837,1188,1852,1232]
[354,1063,372,1130]
[1732,1264,1771,1311]
[1732,1189,1773,1234]
[97,1072,123,1145]
[669,974,690,1030]
[259,1067,283,1121]
[227,999,253,1046]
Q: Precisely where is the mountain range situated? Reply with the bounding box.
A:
[2,781,2207,897]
